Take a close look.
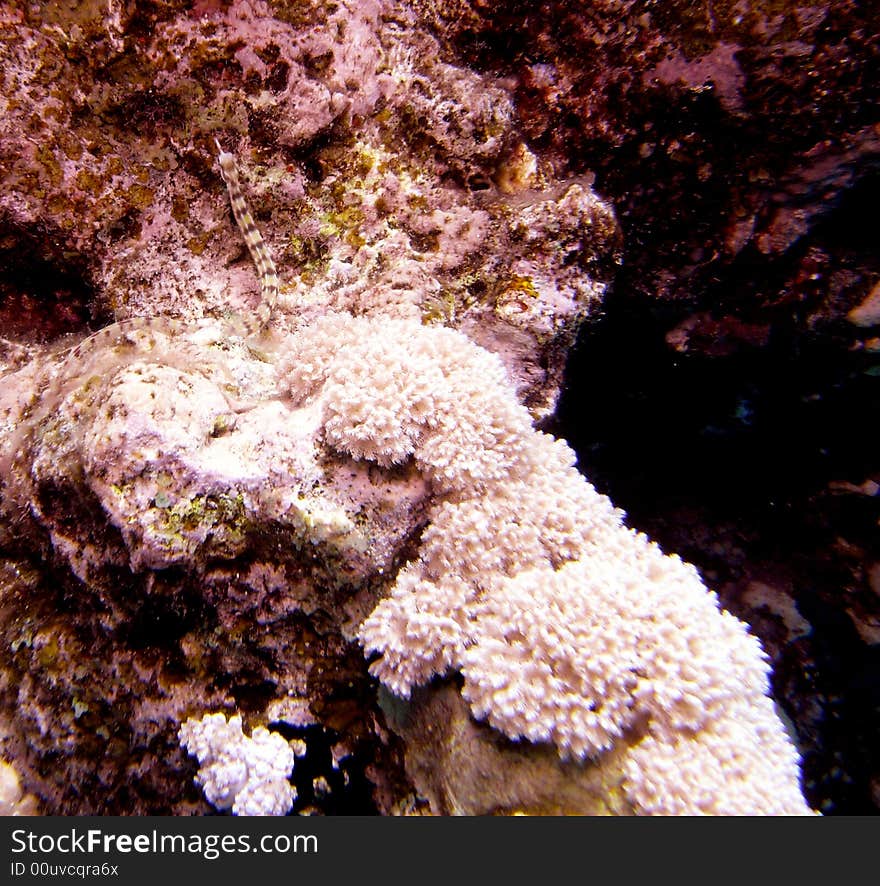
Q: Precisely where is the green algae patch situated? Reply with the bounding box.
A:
[150,491,253,554]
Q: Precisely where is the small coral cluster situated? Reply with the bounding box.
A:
[178,713,295,816]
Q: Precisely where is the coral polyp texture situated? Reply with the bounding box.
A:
[312,315,811,814]
[179,713,296,816]
[0,0,816,816]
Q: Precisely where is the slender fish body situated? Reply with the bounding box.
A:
[215,140,278,327]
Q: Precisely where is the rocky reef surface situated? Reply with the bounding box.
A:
[0,0,873,814]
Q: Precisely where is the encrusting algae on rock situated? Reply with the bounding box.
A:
[0,0,815,815]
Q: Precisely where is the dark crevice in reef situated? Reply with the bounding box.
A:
[268,721,380,815]
[551,280,880,814]
[556,295,878,519]
[0,223,109,344]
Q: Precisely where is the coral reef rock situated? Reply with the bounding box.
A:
[0,0,818,815]
[0,0,620,418]
[424,0,880,353]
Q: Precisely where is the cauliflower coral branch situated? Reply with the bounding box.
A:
[280,312,814,815]
[179,713,296,816]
